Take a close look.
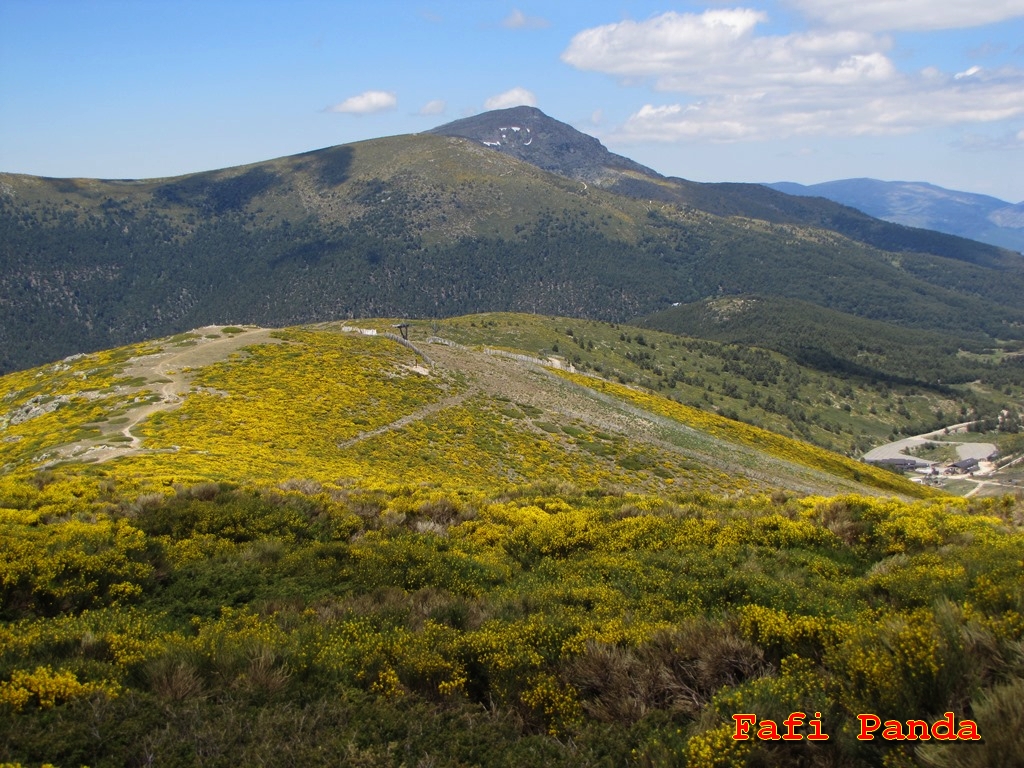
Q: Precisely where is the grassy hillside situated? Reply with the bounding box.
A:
[0,319,933,498]
[427,313,1022,460]
[639,296,1024,389]
[1,321,1022,767]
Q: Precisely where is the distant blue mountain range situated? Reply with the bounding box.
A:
[767,178,1024,253]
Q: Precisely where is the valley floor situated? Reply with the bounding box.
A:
[863,424,1021,497]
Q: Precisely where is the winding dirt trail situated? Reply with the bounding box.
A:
[46,327,282,466]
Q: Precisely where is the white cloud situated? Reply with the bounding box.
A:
[563,9,1024,145]
[484,87,537,110]
[418,99,446,116]
[327,90,397,114]
[563,11,891,93]
[617,67,1024,143]
[562,9,766,77]
[503,8,549,29]
[781,0,1024,31]
[954,126,1024,153]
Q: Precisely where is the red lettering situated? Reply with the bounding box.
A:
[931,712,956,741]
[783,711,805,740]
[732,714,756,740]
[857,714,880,740]
[807,712,828,740]
[882,720,906,740]
[905,720,930,740]
[957,720,981,741]
[757,720,781,740]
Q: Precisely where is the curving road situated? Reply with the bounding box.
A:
[862,422,997,467]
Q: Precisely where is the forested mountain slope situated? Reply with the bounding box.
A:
[3,109,1023,375]
[640,296,1024,389]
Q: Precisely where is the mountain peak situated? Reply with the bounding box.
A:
[428,107,659,184]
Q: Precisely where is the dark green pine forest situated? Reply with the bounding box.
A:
[2,107,1024,383]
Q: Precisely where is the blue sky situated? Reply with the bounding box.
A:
[2,0,1023,201]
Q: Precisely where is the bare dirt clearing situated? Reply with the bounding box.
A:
[862,423,997,467]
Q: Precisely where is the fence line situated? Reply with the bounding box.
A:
[483,347,575,372]
[340,326,433,366]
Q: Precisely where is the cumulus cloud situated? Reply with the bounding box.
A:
[563,11,892,93]
[562,9,767,77]
[418,99,447,116]
[562,9,1024,144]
[327,90,397,114]
[781,0,1024,31]
[563,9,898,101]
[502,8,549,29]
[484,87,537,110]
[617,67,1024,143]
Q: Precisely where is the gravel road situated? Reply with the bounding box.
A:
[862,422,997,466]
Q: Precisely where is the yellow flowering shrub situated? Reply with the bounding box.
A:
[718,513,838,551]
[739,605,838,659]
[826,608,952,715]
[0,393,1020,768]
[865,552,968,607]
[0,665,120,711]
[519,671,582,736]
[684,722,754,767]
[0,514,151,615]
[310,616,466,700]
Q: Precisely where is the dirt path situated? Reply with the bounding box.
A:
[336,390,474,450]
[962,476,1022,498]
[45,326,282,466]
[964,480,990,498]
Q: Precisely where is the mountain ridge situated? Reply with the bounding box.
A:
[429,109,1022,266]
[0,317,933,498]
[3,108,1024,377]
[768,177,1024,252]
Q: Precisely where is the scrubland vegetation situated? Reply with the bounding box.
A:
[431,313,1024,460]
[0,472,1021,767]
[1,322,1022,766]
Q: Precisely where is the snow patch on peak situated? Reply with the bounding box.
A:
[482,125,535,150]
